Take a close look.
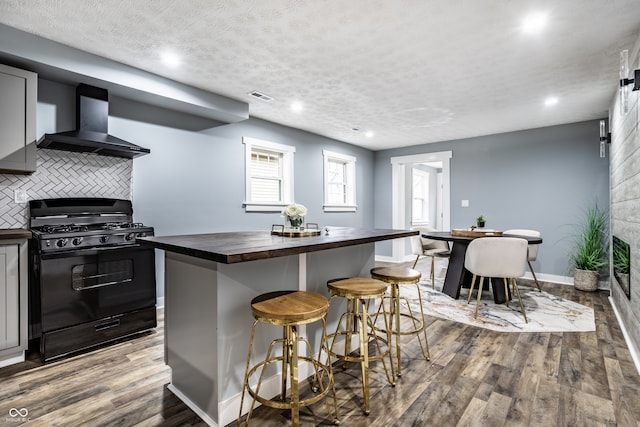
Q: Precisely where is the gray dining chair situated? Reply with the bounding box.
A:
[409,227,450,288]
[504,229,542,291]
[465,237,528,322]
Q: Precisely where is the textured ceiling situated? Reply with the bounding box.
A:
[1,0,640,150]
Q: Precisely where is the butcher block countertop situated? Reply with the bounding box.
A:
[0,229,32,240]
[138,227,417,264]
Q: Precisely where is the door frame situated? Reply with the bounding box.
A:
[390,151,452,262]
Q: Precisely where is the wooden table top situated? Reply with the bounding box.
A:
[422,230,542,244]
[138,226,417,264]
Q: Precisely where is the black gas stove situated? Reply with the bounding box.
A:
[28,198,157,361]
[30,198,154,253]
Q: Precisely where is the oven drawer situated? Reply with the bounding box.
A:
[41,306,156,361]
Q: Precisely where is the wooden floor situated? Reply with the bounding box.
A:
[2,260,640,426]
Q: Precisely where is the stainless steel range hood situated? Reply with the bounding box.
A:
[38,84,150,158]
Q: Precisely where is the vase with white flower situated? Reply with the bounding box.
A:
[281,203,307,230]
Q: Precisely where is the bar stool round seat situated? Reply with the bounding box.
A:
[238,290,339,426]
[370,266,430,377]
[326,278,396,415]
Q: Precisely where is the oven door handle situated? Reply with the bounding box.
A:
[72,275,133,291]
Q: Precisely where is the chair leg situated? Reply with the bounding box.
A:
[511,278,528,323]
[474,277,484,319]
[503,278,509,308]
[467,274,477,304]
[528,261,541,291]
[430,256,436,289]
[412,255,421,269]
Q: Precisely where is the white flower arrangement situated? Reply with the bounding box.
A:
[281,203,307,219]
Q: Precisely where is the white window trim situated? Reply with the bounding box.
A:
[243,137,295,212]
[323,149,357,212]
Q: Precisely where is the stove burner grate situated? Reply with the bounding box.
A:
[39,224,89,234]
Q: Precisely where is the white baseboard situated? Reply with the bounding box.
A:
[608,297,640,376]
[0,352,25,368]
[168,383,219,427]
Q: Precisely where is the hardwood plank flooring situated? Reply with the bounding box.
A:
[2,258,640,426]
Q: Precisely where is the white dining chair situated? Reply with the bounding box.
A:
[410,227,450,289]
[504,229,542,291]
[464,237,528,322]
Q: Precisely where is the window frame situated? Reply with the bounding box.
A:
[411,167,430,225]
[323,149,357,212]
[243,137,295,212]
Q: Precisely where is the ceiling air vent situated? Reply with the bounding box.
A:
[248,90,274,102]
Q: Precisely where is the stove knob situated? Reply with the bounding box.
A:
[72,237,83,246]
[100,235,110,243]
[56,238,68,248]
[125,232,135,241]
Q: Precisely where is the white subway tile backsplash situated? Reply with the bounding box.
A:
[0,149,132,228]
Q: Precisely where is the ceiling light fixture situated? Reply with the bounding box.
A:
[161,52,181,68]
[544,97,558,107]
[365,131,374,138]
[619,49,640,114]
[291,101,304,113]
[522,12,548,35]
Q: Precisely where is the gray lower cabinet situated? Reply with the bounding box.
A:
[0,239,28,367]
[0,63,37,174]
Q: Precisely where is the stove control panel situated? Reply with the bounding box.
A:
[35,228,154,253]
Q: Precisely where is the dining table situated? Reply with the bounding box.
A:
[421,230,543,303]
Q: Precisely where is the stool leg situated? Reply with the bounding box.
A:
[320,316,340,424]
[343,299,353,370]
[367,297,396,387]
[281,327,290,401]
[289,325,300,426]
[390,284,402,376]
[238,319,259,426]
[412,283,430,361]
[357,298,371,415]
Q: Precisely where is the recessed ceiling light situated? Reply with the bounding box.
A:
[161,51,181,67]
[522,12,548,35]
[365,131,374,138]
[544,96,559,106]
[291,101,303,113]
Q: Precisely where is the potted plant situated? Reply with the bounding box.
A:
[476,215,486,228]
[570,204,608,292]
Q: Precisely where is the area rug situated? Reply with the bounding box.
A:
[402,279,596,333]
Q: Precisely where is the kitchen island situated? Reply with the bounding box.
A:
[139,227,415,427]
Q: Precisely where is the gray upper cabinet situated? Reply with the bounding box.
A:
[0,63,36,174]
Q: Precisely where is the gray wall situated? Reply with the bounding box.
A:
[374,120,610,278]
[107,97,376,299]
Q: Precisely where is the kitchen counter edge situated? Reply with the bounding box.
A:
[0,229,32,240]
[138,227,417,264]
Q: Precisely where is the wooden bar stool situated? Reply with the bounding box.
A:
[370,267,430,377]
[238,290,339,427]
[326,277,395,415]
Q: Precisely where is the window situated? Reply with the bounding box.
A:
[243,137,295,211]
[411,168,429,224]
[323,150,356,212]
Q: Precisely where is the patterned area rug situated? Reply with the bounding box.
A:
[403,279,596,333]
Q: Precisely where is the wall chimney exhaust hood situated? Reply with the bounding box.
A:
[38,84,150,158]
